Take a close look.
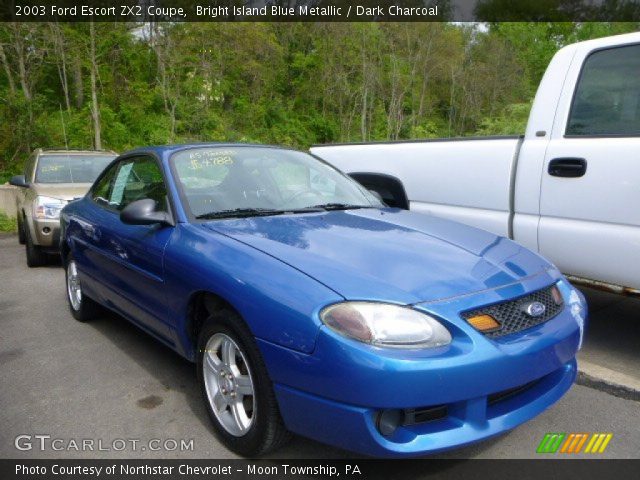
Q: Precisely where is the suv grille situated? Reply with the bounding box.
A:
[462,285,563,338]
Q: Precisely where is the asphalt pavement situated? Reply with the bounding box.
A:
[0,233,638,459]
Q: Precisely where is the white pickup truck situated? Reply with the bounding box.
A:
[311,32,640,295]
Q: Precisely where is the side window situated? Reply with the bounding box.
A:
[92,162,118,206]
[93,157,168,212]
[567,44,640,136]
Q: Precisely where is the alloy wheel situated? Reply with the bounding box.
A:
[66,260,82,311]
[202,333,256,436]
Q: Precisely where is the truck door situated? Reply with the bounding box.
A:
[538,41,640,290]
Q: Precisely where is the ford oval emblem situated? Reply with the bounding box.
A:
[524,301,546,317]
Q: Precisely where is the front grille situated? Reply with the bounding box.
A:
[488,380,538,405]
[402,405,448,426]
[461,285,562,338]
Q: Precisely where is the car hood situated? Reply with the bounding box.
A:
[202,209,552,304]
[31,183,91,201]
[32,183,91,201]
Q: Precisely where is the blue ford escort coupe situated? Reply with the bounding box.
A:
[60,144,587,457]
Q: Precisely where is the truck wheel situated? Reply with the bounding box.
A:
[197,310,291,456]
[25,226,47,267]
[17,215,26,245]
[65,254,101,322]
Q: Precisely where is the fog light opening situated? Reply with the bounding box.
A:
[376,409,403,437]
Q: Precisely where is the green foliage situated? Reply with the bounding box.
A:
[0,212,17,232]
[0,21,638,180]
[476,102,533,135]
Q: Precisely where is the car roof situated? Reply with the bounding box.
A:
[119,142,299,159]
[36,149,117,156]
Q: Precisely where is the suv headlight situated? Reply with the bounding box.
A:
[320,302,452,349]
[34,196,67,220]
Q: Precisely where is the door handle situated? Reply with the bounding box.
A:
[548,158,587,178]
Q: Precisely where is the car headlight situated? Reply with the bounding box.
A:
[34,196,67,220]
[320,302,452,349]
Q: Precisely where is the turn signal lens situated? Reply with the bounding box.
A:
[551,285,564,305]
[467,314,500,332]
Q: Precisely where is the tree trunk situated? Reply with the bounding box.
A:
[360,86,368,141]
[89,21,101,150]
[73,59,83,108]
[0,43,16,95]
[11,23,31,101]
[50,24,71,112]
[152,22,177,143]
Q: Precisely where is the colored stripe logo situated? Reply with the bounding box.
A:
[537,433,613,454]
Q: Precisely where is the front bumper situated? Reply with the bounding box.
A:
[31,218,61,249]
[258,271,586,456]
[273,359,576,457]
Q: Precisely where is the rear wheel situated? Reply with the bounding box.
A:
[65,254,101,322]
[25,225,47,267]
[197,310,290,456]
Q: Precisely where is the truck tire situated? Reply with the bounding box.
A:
[25,225,47,267]
[17,214,26,245]
[197,310,291,457]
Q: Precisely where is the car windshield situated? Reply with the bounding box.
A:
[172,147,383,218]
[35,154,116,184]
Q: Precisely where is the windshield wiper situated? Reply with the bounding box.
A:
[196,208,285,220]
[308,203,372,211]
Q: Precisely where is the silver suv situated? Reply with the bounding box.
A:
[10,149,117,267]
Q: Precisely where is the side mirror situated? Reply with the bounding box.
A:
[349,172,410,210]
[120,199,173,226]
[9,175,28,188]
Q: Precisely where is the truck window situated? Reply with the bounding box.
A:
[566,43,640,137]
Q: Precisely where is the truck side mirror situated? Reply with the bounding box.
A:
[9,175,28,188]
[349,173,410,210]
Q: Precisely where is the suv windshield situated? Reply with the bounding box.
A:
[35,154,116,184]
[172,147,383,218]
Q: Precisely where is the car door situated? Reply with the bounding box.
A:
[539,41,640,290]
[82,155,175,340]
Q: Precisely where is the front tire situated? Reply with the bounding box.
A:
[65,254,101,322]
[197,310,290,456]
[25,225,47,267]
[17,215,26,245]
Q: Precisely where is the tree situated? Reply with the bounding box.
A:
[0,21,637,183]
[89,20,101,150]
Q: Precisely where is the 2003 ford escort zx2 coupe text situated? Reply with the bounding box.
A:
[60,144,587,457]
